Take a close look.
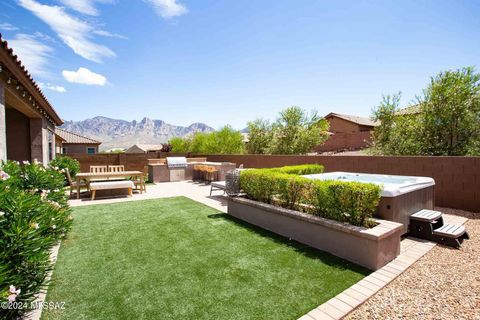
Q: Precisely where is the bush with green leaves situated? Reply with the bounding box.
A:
[0,160,72,319]
[269,164,324,175]
[169,126,245,154]
[49,155,81,178]
[239,165,381,227]
[371,67,480,156]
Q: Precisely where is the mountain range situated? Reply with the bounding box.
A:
[60,116,215,151]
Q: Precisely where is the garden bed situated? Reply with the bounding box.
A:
[227,197,403,270]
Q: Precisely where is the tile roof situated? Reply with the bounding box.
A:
[126,144,164,152]
[396,105,422,116]
[325,112,379,127]
[55,128,101,144]
[0,33,63,125]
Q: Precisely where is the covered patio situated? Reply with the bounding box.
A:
[0,34,63,163]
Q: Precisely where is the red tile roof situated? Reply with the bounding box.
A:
[55,128,101,145]
[0,33,63,125]
[325,112,379,127]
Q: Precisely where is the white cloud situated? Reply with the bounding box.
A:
[62,67,107,86]
[33,31,58,43]
[93,30,128,40]
[145,0,188,18]
[39,82,66,93]
[57,0,113,16]
[18,0,115,62]
[0,22,18,31]
[8,33,53,77]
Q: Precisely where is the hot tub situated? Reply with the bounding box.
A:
[303,172,435,234]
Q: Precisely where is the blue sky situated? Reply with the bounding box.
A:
[1,0,479,129]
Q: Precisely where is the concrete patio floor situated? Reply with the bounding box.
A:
[68,181,228,212]
[67,181,470,320]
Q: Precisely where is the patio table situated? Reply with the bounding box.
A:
[75,171,144,199]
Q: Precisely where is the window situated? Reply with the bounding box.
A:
[48,131,54,162]
[62,147,67,154]
[87,147,96,154]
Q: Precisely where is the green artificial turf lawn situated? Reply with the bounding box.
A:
[42,197,369,320]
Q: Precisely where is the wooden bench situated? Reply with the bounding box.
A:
[89,181,135,200]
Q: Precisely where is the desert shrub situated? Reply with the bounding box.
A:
[0,161,72,319]
[239,165,381,227]
[49,156,81,178]
[269,164,324,175]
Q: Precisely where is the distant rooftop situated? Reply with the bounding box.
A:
[396,105,422,116]
[55,128,101,145]
[325,112,379,127]
[126,144,164,152]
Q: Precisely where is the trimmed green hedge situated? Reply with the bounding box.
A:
[239,165,381,227]
[268,164,324,175]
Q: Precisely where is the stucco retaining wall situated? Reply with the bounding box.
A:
[227,197,403,270]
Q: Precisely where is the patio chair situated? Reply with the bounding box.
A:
[65,168,89,198]
[131,166,147,194]
[90,165,107,173]
[89,165,108,181]
[108,165,125,172]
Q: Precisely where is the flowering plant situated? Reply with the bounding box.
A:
[0,160,72,318]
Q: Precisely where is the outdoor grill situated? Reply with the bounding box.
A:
[166,157,188,169]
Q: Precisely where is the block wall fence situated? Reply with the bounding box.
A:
[64,153,479,212]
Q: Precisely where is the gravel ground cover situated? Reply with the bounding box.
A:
[347,207,479,320]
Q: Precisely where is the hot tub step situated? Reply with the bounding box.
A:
[409,210,469,248]
[409,209,444,240]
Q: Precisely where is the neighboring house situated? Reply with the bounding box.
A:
[125,144,164,153]
[0,34,63,163]
[315,112,379,153]
[396,105,422,116]
[55,128,102,155]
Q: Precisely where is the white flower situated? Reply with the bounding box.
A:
[0,211,5,217]
[9,285,20,295]
[32,223,39,230]
[54,189,60,192]
[60,169,66,173]
[22,160,30,165]
[7,285,20,302]
[0,170,9,180]
[51,225,56,229]
[40,190,50,200]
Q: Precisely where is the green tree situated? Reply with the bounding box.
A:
[170,136,191,153]
[246,119,273,154]
[420,67,480,155]
[268,106,330,155]
[371,67,480,156]
[208,126,245,154]
[370,93,423,155]
[168,126,245,154]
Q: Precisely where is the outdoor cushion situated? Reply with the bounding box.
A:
[211,181,226,189]
[433,224,466,238]
[410,209,442,222]
[90,181,134,190]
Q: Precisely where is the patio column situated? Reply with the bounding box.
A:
[30,117,45,163]
[0,81,6,161]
